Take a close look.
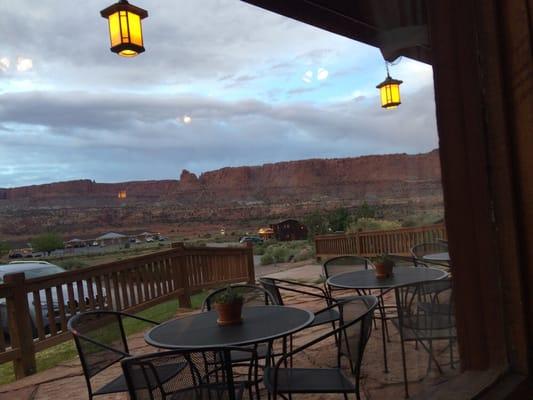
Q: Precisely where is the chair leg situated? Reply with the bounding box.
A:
[449,338,455,369]
[378,300,389,373]
[399,335,409,398]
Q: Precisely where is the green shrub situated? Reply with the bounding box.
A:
[269,246,286,262]
[55,258,89,270]
[347,218,402,232]
[260,253,274,265]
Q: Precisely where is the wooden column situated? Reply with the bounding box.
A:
[245,243,256,284]
[171,243,191,308]
[5,273,36,378]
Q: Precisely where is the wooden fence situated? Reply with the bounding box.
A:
[315,224,447,259]
[0,243,254,379]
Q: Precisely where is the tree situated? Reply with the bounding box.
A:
[32,233,64,256]
[327,208,350,232]
[303,211,329,239]
[353,201,377,221]
[0,242,11,258]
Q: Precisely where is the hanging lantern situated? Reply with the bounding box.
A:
[118,190,127,199]
[376,65,403,109]
[100,0,148,57]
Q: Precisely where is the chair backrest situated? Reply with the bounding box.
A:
[323,256,372,279]
[394,279,454,331]
[337,296,378,373]
[386,254,420,268]
[202,284,277,311]
[122,346,257,400]
[258,277,284,306]
[68,311,130,394]
[410,242,448,259]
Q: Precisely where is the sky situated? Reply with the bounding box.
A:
[0,0,438,188]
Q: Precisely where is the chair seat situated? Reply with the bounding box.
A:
[264,367,355,393]
[95,361,186,395]
[418,302,452,315]
[311,308,340,327]
[391,318,456,341]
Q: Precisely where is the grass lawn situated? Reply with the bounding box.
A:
[0,291,207,385]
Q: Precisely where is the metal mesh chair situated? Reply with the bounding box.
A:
[264,296,378,400]
[258,277,339,327]
[386,254,419,268]
[410,242,449,267]
[121,346,258,400]
[68,310,183,400]
[202,284,277,311]
[392,279,456,398]
[323,256,373,298]
[202,284,277,397]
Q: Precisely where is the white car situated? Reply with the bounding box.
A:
[0,261,103,340]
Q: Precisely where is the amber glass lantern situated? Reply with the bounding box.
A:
[100,0,148,57]
[118,190,127,199]
[376,71,403,109]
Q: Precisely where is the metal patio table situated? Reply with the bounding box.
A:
[326,267,447,291]
[423,252,451,263]
[326,267,448,373]
[145,305,314,349]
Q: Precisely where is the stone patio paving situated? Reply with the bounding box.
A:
[0,263,460,400]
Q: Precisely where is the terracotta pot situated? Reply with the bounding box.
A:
[375,261,394,278]
[215,300,243,326]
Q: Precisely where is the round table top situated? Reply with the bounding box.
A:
[422,252,451,262]
[145,306,314,349]
[327,267,447,290]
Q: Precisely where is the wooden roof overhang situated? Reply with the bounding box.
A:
[241,0,431,64]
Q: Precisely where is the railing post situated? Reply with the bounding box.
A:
[172,243,192,308]
[4,273,36,379]
[245,243,256,284]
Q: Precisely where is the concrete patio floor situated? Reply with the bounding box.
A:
[0,263,460,400]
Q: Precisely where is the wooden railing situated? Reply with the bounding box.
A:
[315,224,447,259]
[0,243,254,379]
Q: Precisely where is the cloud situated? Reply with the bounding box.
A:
[16,57,32,72]
[0,0,437,187]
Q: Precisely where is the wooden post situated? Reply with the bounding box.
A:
[170,244,191,308]
[245,243,255,284]
[4,273,36,379]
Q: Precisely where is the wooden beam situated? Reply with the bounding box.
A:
[242,0,432,63]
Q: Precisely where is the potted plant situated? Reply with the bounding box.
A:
[374,254,394,278]
[214,286,244,326]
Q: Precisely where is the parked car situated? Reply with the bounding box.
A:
[145,237,154,243]
[239,236,263,244]
[0,261,103,340]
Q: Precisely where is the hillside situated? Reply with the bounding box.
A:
[0,150,443,238]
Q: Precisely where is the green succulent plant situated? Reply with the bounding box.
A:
[215,286,244,305]
[374,253,394,267]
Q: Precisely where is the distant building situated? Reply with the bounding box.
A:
[258,227,274,240]
[96,232,128,245]
[270,219,308,241]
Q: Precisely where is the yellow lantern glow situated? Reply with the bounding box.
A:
[376,74,403,109]
[118,190,127,199]
[100,0,148,57]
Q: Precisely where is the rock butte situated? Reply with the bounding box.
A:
[0,150,443,237]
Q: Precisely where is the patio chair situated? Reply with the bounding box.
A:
[323,255,373,297]
[121,346,259,400]
[68,310,184,400]
[410,242,449,267]
[264,295,378,400]
[392,279,456,398]
[258,277,339,328]
[386,254,419,268]
[203,284,277,397]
